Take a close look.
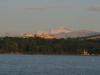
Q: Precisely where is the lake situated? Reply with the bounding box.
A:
[0,55,99,75]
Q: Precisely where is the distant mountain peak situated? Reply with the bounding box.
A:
[52,29,100,39]
[49,27,72,34]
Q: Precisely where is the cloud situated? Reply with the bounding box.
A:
[88,5,100,11]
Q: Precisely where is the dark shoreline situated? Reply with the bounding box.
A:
[0,53,99,56]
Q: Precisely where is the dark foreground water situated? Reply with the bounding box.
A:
[0,55,100,75]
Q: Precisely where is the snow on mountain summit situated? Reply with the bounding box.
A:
[49,27,72,34]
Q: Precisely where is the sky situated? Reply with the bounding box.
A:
[0,0,100,33]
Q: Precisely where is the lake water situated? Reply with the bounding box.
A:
[0,55,100,75]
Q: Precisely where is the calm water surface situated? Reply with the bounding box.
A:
[0,55,100,75]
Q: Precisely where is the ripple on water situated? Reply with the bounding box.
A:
[0,55,99,75]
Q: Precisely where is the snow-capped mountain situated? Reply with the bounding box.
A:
[1,27,99,39]
[49,27,72,35]
[50,29,100,39]
[22,28,100,39]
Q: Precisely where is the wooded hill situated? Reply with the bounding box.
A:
[0,36,100,55]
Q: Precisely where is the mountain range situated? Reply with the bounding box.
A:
[1,27,100,39]
[48,28,100,39]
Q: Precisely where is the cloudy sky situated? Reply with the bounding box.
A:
[0,0,100,33]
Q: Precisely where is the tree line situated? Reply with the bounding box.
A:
[0,36,100,55]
